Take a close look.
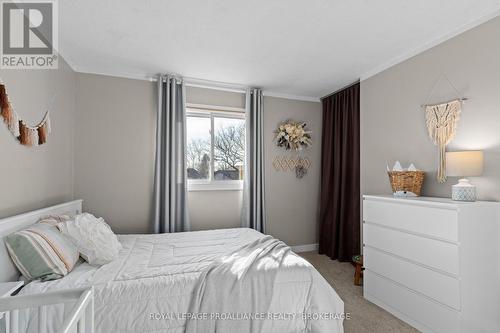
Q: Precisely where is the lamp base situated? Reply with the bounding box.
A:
[452,178,477,202]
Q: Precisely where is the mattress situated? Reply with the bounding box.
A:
[18,228,344,333]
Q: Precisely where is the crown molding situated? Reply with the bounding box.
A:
[71,65,156,82]
[69,65,321,102]
[262,91,320,103]
[183,77,248,93]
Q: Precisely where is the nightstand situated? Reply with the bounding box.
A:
[0,281,24,333]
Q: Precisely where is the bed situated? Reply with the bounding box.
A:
[1,201,344,333]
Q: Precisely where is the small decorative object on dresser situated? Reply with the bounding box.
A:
[387,162,425,197]
[446,151,484,201]
[363,195,500,333]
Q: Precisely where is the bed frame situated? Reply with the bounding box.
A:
[0,200,94,333]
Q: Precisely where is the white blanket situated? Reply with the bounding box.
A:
[18,228,344,333]
[185,235,344,333]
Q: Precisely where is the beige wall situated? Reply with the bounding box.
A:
[0,59,76,218]
[264,97,322,246]
[74,74,156,233]
[187,86,245,108]
[73,74,322,245]
[188,190,243,230]
[361,16,500,201]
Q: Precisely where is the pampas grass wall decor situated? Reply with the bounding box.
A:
[0,82,52,147]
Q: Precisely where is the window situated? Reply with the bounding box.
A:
[186,107,245,190]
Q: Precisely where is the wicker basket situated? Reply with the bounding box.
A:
[387,171,425,196]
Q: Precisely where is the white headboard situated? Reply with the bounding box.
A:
[0,200,83,283]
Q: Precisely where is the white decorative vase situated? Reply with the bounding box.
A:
[452,178,477,202]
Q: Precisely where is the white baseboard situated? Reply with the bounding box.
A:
[291,243,319,253]
[364,292,431,333]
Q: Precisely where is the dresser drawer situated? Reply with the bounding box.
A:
[363,199,458,242]
[364,223,459,275]
[364,270,460,333]
[364,246,461,309]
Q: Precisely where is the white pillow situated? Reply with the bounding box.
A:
[58,213,122,266]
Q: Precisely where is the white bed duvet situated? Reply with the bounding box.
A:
[18,228,344,333]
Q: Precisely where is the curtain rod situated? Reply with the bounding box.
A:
[156,74,248,94]
[320,80,360,100]
[184,81,247,94]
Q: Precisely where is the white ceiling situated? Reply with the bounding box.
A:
[60,1,500,99]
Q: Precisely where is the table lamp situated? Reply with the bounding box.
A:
[446,151,484,201]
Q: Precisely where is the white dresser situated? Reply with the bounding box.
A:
[363,195,500,333]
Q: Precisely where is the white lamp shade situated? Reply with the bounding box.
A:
[446,151,484,177]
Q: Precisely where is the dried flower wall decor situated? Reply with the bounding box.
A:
[274,120,311,150]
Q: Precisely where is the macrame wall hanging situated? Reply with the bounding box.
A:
[0,82,52,146]
[423,74,466,183]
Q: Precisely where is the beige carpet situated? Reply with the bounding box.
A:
[299,252,420,333]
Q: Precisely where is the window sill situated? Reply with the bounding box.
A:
[188,181,244,192]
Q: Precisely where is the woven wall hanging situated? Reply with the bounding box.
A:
[422,74,465,183]
[0,82,52,146]
[424,99,462,183]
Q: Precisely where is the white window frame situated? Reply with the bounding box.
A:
[186,105,246,191]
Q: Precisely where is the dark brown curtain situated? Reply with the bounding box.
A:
[319,82,360,262]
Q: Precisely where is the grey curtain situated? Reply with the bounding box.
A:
[242,89,266,232]
[153,75,190,233]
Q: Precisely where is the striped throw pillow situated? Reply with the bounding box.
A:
[38,214,72,226]
[5,223,79,281]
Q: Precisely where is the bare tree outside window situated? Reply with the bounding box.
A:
[186,116,210,180]
[186,138,210,178]
[186,113,245,181]
[214,121,245,177]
